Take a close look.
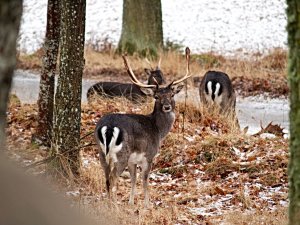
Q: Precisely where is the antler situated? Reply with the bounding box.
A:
[172,47,192,85]
[146,56,162,70]
[157,56,162,69]
[122,54,157,88]
[145,58,154,70]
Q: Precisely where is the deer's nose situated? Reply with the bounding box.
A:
[162,104,172,112]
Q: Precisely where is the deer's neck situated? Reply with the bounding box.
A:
[151,108,175,140]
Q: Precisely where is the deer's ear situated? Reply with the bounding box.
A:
[140,87,155,96]
[144,68,152,76]
[172,84,184,95]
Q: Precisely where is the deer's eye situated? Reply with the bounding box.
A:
[154,95,159,100]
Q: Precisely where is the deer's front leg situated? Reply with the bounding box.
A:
[141,161,152,208]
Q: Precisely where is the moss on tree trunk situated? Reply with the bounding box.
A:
[287,0,300,223]
[35,0,60,146]
[0,0,22,148]
[52,0,86,176]
[117,0,163,57]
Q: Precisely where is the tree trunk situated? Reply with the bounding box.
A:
[52,0,86,176]
[35,0,60,146]
[287,0,300,223]
[117,0,163,57]
[0,0,23,148]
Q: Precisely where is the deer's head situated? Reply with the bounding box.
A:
[122,47,192,113]
[144,57,166,86]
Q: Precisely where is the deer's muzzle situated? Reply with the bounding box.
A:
[162,104,172,112]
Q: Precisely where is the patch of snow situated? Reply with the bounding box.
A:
[260,133,276,139]
[66,190,80,197]
[184,136,195,142]
[19,0,287,55]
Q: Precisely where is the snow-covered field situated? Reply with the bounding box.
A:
[19,0,287,55]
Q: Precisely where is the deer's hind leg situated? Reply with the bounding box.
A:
[108,160,127,202]
[128,162,137,205]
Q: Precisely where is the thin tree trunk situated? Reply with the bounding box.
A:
[0,0,23,148]
[51,0,86,176]
[117,0,163,57]
[287,0,300,223]
[35,0,60,146]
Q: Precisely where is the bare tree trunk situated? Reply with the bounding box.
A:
[287,0,300,223]
[51,0,86,176]
[34,0,60,146]
[117,0,163,57]
[0,0,23,148]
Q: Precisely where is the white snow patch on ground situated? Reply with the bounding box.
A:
[19,0,287,55]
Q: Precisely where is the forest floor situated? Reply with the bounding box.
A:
[6,48,289,224]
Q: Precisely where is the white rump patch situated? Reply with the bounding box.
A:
[205,81,223,105]
[214,82,223,105]
[99,126,107,155]
[107,127,123,164]
[205,81,214,104]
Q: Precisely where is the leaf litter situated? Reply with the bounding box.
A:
[6,94,288,224]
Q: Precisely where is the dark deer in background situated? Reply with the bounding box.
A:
[199,71,239,125]
[94,48,192,207]
[87,59,166,102]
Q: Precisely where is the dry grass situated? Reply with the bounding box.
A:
[219,207,288,225]
[17,46,287,79]
[17,46,288,96]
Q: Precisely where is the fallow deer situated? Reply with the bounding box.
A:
[94,48,192,207]
[199,70,239,126]
[87,60,166,102]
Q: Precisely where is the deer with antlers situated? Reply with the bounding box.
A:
[87,59,166,103]
[94,47,192,207]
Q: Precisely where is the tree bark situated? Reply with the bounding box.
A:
[35,0,60,146]
[0,0,23,148]
[287,0,300,223]
[117,0,163,57]
[51,0,86,176]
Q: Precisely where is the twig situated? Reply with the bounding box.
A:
[182,80,188,138]
[80,131,94,140]
[26,155,55,169]
[79,142,97,149]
